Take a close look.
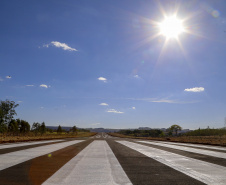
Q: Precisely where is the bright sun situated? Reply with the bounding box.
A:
[159,16,185,39]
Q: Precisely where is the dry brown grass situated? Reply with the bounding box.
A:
[109,133,226,146]
[0,132,97,143]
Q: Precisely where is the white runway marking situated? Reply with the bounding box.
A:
[152,141,226,151]
[0,140,84,171]
[138,141,226,159]
[0,140,64,150]
[117,141,226,185]
[102,133,108,138]
[101,133,112,138]
[43,140,132,185]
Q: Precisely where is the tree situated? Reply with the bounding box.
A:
[70,126,77,135]
[40,122,46,135]
[0,100,19,126]
[169,124,182,136]
[8,119,19,135]
[18,119,30,134]
[31,122,41,136]
[57,125,62,134]
[0,122,7,133]
[168,130,173,136]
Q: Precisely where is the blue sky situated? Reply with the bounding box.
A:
[1,0,226,129]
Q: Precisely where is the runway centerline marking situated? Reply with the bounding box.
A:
[43,140,132,185]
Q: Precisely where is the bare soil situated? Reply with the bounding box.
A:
[0,132,97,143]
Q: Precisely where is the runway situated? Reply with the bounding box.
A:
[0,133,226,185]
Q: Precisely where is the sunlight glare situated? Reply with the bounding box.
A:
[159,16,185,39]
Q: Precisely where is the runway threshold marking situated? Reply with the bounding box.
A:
[0,140,64,150]
[138,141,226,159]
[152,140,226,151]
[43,140,132,185]
[0,140,84,171]
[117,141,226,185]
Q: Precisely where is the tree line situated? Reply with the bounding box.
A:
[0,99,78,135]
[117,124,182,137]
[185,127,226,136]
[118,129,165,137]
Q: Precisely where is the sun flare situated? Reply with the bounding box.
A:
[159,16,185,39]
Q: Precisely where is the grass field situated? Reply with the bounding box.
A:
[109,133,226,146]
[0,132,97,143]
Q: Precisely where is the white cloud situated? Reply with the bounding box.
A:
[51,41,77,51]
[98,77,107,82]
[107,109,124,114]
[184,87,205,92]
[99,103,108,106]
[26,85,34,87]
[134,75,140,78]
[132,107,136,110]
[6,76,11,79]
[43,41,77,51]
[40,84,49,88]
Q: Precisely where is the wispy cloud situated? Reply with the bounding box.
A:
[17,101,23,103]
[126,97,156,101]
[151,99,177,103]
[132,107,136,110]
[107,109,124,114]
[0,77,3,81]
[90,123,101,126]
[184,87,205,92]
[6,76,11,79]
[134,75,140,79]
[98,77,107,82]
[26,85,34,87]
[99,103,108,106]
[127,97,197,104]
[43,41,77,51]
[40,84,50,88]
[127,97,174,103]
[43,44,49,48]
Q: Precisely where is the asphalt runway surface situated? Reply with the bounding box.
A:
[0,133,226,185]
